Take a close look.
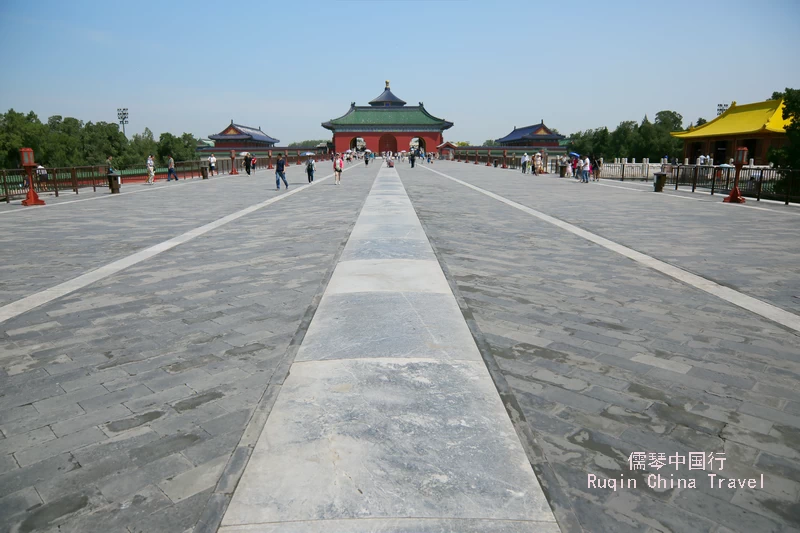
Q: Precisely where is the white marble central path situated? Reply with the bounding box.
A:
[220,164,558,532]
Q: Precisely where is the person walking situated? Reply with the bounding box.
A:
[275,153,289,190]
[251,154,257,171]
[208,153,217,176]
[583,155,591,183]
[146,154,155,184]
[306,156,316,183]
[365,152,370,166]
[167,155,178,181]
[409,151,416,168]
[244,152,251,175]
[592,156,602,181]
[333,153,343,184]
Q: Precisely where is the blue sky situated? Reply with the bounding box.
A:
[1,0,798,144]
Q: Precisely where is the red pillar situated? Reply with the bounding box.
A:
[229,149,238,175]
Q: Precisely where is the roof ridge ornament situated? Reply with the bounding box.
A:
[386,80,390,89]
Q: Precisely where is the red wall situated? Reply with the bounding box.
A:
[334,132,444,154]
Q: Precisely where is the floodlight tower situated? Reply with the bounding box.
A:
[117,108,129,136]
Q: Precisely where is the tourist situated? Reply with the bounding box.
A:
[146,154,155,184]
[409,151,416,168]
[306,156,316,183]
[36,164,48,183]
[208,153,216,176]
[244,153,251,175]
[592,156,602,181]
[275,154,289,190]
[521,153,529,174]
[575,156,583,181]
[251,154,257,171]
[365,152,370,166]
[106,155,116,189]
[167,155,178,181]
[333,153,343,184]
[533,153,541,175]
[583,155,591,183]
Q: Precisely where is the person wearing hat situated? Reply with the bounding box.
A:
[521,153,529,174]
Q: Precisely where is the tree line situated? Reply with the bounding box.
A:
[3,90,796,169]
[0,110,199,169]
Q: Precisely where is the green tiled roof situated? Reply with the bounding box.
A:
[323,105,453,130]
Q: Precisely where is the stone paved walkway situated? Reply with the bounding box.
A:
[0,161,374,532]
[0,158,798,533]
[399,161,800,533]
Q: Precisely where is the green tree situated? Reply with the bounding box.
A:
[80,122,127,165]
[157,132,197,165]
[695,117,708,126]
[482,139,499,146]
[771,91,785,100]
[0,109,46,168]
[768,88,799,168]
[591,127,610,157]
[45,116,84,167]
[455,141,471,147]
[118,128,158,168]
[608,120,638,158]
[654,110,684,132]
[567,130,592,156]
[653,110,684,160]
[288,139,328,148]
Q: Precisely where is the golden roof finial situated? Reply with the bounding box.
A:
[386,80,390,89]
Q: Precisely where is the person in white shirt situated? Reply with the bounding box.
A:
[583,156,591,182]
[146,155,155,184]
[521,153,529,174]
[208,154,217,176]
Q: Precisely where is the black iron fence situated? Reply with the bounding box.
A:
[666,165,800,205]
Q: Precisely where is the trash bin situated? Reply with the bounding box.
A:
[201,166,209,179]
[559,165,567,178]
[108,172,121,194]
[653,172,667,192]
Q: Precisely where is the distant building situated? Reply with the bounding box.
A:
[495,121,566,154]
[322,81,453,154]
[200,122,279,154]
[671,99,790,165]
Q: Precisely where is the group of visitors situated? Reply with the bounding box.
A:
[521,153,543,175]
[107,154,177,190]
[562,154,601,183]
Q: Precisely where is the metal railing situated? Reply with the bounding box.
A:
[0,153,334,202]
[666,165,799,205]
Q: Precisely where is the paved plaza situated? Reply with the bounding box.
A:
[1,160,799,533]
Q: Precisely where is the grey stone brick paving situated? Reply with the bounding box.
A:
[3,157,799,532]
[0,162,374,532]
[400,162,800,533]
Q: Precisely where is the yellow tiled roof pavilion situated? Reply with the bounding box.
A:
[671,99,791,139]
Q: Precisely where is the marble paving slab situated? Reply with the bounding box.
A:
[221,163,557,532]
